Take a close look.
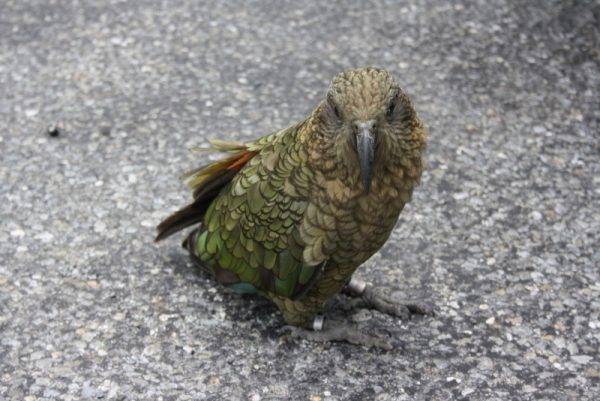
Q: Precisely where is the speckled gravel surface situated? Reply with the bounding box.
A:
[1,1,599,400]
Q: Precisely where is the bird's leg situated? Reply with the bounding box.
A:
[342,277,434,320]
[283,315,393,350]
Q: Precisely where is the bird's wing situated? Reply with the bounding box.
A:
[156,127,299,242]
[194,123,332,299]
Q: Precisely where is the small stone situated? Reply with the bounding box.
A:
[571,355,593,364]
[36,232,54,242]
[10,229,25,237]
[453,192,469,200]
[86,280,100,289]
[486,317,496,325]
[461,388,475,396]
[530,211,542,221]
[585,368,600,378]
[47,124,61,137]
[478,357,494,370]
[94,221,107,233]
[99,125,111,136]
[159,314,175,322]
[81,383,97,398]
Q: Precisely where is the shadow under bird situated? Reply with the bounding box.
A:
[156,67,433,349]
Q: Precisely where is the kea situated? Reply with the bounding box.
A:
[156,67,432,349]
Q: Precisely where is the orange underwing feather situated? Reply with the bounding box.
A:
[155,148,258,242]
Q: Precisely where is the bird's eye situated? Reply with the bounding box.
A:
[332,103,341,119]
[326,94,342,120]
[386,97,397,119]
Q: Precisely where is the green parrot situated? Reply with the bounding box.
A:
[156,67,432,348]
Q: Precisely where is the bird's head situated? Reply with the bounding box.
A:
[316,67,424,193]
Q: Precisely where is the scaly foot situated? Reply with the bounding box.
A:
[342,277,434,320]
[283,315,393,350]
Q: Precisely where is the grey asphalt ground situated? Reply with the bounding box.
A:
[1,1,599,400]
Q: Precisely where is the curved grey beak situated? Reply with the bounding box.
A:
[355,120,375,193]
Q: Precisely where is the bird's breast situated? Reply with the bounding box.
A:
[309,157,420,265]
[320,180,407,264]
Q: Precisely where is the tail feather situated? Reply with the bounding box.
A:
[155,203,206,242]
[155,145,258,242]
[192,168,237,200]
[189,138,247,153]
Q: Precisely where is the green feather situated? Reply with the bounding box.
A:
[239,266,259,284]
[275,277,294,298]
[278,250,298,280]
[218,246,234,269]
[264,249,277,270]
[298,265,315,285]
[232,239,246,259]
[195,230,208,253]
[247,184,266,214]
[206,232,221,255]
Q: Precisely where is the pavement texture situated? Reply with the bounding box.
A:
[1,1,599,400]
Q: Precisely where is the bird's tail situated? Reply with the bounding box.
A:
[155,140,258,242]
